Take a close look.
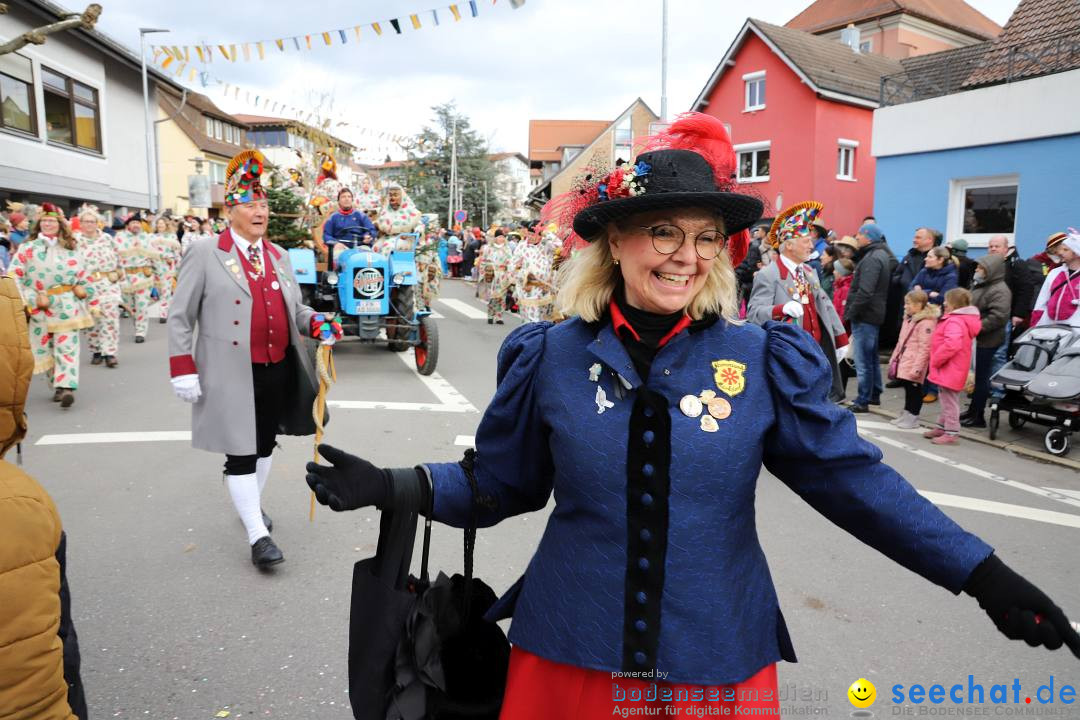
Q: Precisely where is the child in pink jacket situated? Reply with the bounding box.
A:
[925,288,982,445]
[888,290,940,429]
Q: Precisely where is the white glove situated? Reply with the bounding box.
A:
[171,374,201,403]
[835,343,849,362]
[782,300,805,319]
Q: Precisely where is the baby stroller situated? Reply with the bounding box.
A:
[989,323,1080,456]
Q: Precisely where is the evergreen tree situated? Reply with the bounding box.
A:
[402,102,501,228]
[266,185,311,248]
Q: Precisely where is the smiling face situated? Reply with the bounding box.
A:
[608,207,721,316]
[227,199,269,240]
[39,216,59,236]
[848,679,877,709]
[155,219,168,233]
[781,233,814,265]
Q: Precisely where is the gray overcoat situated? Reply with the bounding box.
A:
[168,229,320,455]
[746,258,846,342]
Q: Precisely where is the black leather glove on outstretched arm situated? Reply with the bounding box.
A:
[305,444,429,513]
[963,554,1080,660]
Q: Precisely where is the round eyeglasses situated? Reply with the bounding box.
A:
[638,224,728,260]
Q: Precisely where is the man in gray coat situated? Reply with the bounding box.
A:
[168,150,339,568]
[748,201,849,401]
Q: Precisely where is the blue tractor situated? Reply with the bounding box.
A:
[289,229,438,375]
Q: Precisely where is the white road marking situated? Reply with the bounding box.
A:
[860,428,1080,512]
[918,490,1080,530]
[36,431,191,445]
[428,311,445,319]
[438,298,487,320]
[455,435,476,447]
[393,351,478,411]
[855,419,922,433]
[1046,488,1080,502]
[328,400,471,413]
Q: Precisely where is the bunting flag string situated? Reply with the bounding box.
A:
[150,51,412,150]
[151,0,524,62]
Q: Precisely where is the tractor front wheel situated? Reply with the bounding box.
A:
[415,316,439,376]
[387,285,417,352]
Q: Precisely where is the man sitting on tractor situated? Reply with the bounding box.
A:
[323,189,377,267]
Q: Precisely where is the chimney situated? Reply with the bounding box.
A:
[840,23,861,53]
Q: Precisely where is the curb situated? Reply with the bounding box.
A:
[867,407,1080,471]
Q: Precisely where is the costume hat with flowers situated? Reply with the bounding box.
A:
[767,201,823,250]
[39,202,65,219]
[542,113,763,267]
[224,150,268,207]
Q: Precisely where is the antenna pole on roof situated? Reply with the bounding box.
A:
[660,0,669,121]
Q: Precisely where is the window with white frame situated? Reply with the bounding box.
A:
[743,71,766,111]
[735,141,770,183]
[946,175,1019,248]
[613,115,633,164]
[0,52,36,135]
[859,39,873,53]
[837,139,858,180]
[209,161,226,184]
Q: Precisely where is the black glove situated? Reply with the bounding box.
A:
[305,444,428,513]
[963,554,1080,659]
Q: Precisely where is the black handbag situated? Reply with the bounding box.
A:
[349,450,510,720]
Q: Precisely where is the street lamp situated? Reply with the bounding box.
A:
[140,27,168,213]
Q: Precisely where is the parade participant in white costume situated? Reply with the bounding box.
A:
[76,206,123,368]
[479,229,513,324]
[115,214,158,343]
[150,217,182,323]
[512,226,557,322]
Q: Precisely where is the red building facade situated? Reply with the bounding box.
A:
[693,20,902,235]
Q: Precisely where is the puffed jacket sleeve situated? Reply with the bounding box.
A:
[761,322,994,593]
[424,322,555,529]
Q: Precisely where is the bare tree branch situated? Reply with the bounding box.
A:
[0,4,102,56]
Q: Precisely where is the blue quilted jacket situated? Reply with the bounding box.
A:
[425,317,993,685]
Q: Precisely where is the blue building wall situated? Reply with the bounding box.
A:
[873,133,1080,259]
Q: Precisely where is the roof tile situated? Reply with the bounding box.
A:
[786,0,1001,40]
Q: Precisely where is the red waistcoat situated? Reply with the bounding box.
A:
[237,245,289,364]
[771,261,822,342]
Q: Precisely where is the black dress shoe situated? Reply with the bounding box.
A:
[849,404,870,413]
[134,335,145,344]
[885,379,903,388]
[251,537,284,567]
[262,510,273,533]
[91,352,103,365]
[961,415,987,428]
[869,398,881,406]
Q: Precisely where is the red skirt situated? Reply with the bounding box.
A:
[498,647,779,719]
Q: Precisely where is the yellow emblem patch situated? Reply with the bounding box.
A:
[712,359,746,397]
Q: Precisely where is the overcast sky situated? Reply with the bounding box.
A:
[87,0,1019,162]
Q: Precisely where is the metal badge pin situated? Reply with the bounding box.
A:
[595,385,615,414]
[801,295,810,304]
[588,363,602,382]
[271,281,280,290]
[699,389,717,402]
[707,397,732,420]
[617,374,633,390]
[700,415,719,433]
[679,394,703,418]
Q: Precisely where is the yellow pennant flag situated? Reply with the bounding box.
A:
[275,38,285,51]
[410,14,421,29]
[229,44,238,62]
[372,22,383,35]
[242,43,251,61]
[305,35,312,49]
[171,45,183,59]
[195,46,205,62]
[449,4,461,21]
[189,67,197,81]
[322,32,332,46]
[354,25,362,40]
[175,62,187,77]
[257,41,265,60]
[218,45,230,61]
[162,54,174,68]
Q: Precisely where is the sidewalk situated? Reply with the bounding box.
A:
[859,366,1080,471]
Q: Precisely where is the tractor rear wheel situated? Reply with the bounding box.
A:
[415,316,439,375]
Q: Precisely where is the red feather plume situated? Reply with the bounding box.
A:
[640,112,737,190]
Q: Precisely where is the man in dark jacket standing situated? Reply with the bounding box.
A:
[845,223,897,412]
[947,238,979,288]
[735,220,769,305]
[963,253,1012,428]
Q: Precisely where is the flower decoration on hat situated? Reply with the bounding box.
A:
[224,150,268,207]
[311,313,344,343]
[768,201,824,250]
[40,202,64,218]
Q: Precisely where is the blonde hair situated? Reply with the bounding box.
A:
[555,225,741,323]
[944,287,971,309]
[905,289,929,307]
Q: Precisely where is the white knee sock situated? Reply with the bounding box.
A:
[227,473,269,545]
[256,455,273,496]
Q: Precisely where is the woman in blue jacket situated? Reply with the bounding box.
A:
[306,115,1079,717]
[909,246,958,305]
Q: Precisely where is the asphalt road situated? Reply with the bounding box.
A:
[19,279,1080,719]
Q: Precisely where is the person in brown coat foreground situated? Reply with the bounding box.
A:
[0,274,86,719]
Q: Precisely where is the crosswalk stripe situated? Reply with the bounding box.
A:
[438,298,487,320]
[455,435,475,447]
[36,431,191,445]
[918,490,1080,529]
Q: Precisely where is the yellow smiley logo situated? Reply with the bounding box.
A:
[848,678,876,708]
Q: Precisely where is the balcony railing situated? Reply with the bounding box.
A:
[880,29,1080,106]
